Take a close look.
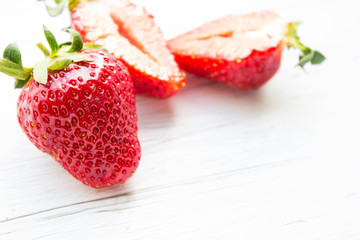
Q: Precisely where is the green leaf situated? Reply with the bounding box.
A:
[36,42,50,57]
[48,58,72,70]
[14,79,28,89]
[44,0,66,17]
[43,25,59,56]
[3,43,23,66]
[64,29,83,53]
[0,58,29,80]
[33,60,49,84]
[284,22,325,68]
[14,73,31,89]
[298,50,314,68]
[311,51,326,65]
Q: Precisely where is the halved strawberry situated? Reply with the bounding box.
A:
[168,11,325,89]
[70,0,185,98]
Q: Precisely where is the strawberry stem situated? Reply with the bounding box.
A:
[284,22,325,68]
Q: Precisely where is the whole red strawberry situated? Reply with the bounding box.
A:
[0,27,140,188]
[168,11,325,89]
[69,0,185,98]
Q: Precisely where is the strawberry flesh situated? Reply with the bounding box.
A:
[17,50,141,188]
[71,0,185,98]
[168,11,286,89]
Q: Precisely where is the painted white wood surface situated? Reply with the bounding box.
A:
[0,0,360,239]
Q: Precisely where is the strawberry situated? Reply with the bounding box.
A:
[0,27,141,188]
[168,11,325,90]
[46,0,186,98]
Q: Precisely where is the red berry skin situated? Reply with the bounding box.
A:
[121,60,185,99]
[172,43,284,89]
[17,50,141,188]
[168,11,286,90]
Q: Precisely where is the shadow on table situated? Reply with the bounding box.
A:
[136,73,269,126]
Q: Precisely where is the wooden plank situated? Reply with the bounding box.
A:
[0,0,360,239]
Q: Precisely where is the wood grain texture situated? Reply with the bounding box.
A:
[1,0,360,239]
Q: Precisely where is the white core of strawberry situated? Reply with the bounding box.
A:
[72,0,182,81]
[168,11,286,60]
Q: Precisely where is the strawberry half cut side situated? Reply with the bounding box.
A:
[168,11,325,90]
[71,0,186,98]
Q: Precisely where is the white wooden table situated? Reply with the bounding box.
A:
[1,0,360,239]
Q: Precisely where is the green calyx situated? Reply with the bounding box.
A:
[40,0,66,17]
[68,0,81,11]
[284,22,325,68]
[0,26,94,88]
[40,0,91,17]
